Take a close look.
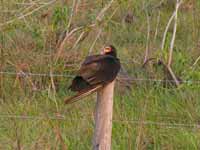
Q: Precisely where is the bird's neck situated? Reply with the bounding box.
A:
[105,52,117,57]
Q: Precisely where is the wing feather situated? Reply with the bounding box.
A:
[78,55,120,85]
[65,84,103,104]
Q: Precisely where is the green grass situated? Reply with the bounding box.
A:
[0,0,200,149]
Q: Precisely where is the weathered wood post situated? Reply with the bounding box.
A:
[93,80,115,150]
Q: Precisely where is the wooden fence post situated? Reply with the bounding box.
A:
[93,80,115,150]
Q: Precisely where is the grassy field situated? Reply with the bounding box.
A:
[0,0,200,149]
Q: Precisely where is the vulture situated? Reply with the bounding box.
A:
[65,45,121,104]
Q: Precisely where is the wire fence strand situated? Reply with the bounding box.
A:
[0,71,199,130]
[0,71,74,78]
[0,114,199,129]
[1,71,200,84]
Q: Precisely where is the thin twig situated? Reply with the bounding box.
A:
[96,0,114,22]
[154,10,160,42]
[66,0,77,34]
[168,0,182,67]
[88,29,102,55]
[55,24,95,63]
[55,0,116,62]
[192,55,200,67]
[89,0,118,55]
[14,1,49,6]
[143,8,151,64]
[154,0,165,9]
[167,0,182,86]
[88,6,119,55]
[71,30,88,50]
[161,12,175,50]
[0,0,56,28]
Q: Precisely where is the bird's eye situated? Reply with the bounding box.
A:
[104,47,111,53]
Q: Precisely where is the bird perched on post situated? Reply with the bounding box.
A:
[65,45,121,104]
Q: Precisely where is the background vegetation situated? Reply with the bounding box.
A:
[0,0,200,149]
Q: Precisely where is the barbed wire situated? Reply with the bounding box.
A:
[1,71,200,84]
[0,71,74,78]
[0,114,199,129]
[0,71,199,129]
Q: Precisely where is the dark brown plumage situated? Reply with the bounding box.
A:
[65,45,120,104]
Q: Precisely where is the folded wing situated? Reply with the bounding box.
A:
[65,54,120,104]
[78,55,120,86]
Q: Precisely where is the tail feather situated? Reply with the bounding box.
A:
[69,76,90,91]
[64,85,103,104]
